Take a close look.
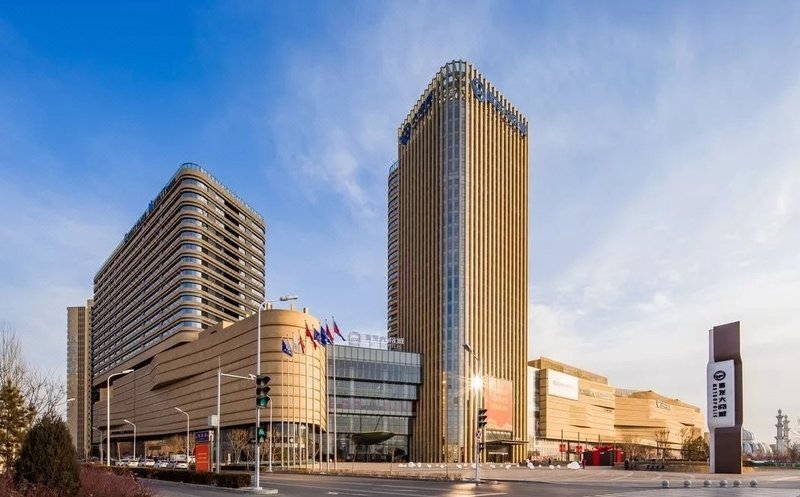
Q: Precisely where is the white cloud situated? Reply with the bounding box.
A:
[531,54,800,443]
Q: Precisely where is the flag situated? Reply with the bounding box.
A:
[333,319,346,342]
[324,321,334,343]
[313,328,322,344]
[298,333,306,354]
[305,322,318,349]
[317,328,330,346]
[281,339,293,357]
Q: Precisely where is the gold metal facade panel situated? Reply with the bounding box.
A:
[92,309,327,445]
[394,61,529,461]
[533,364,704,449]
[538,371,616,442]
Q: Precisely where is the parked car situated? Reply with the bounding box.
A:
[156,460,170,469]
[142,459,155,467]
[127,459,139,467]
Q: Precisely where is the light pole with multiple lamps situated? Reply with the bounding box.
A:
[123,419,137,460]
[174,407,190,463]
[254,294,297,489]
[463,343,482,484]
[106,369,134,466]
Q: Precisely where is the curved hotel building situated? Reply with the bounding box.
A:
[91,163,266,383]
[389,61,529,462]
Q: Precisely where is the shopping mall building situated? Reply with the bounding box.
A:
[528,357,705,461]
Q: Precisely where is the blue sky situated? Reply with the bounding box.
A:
[2,1,799,444]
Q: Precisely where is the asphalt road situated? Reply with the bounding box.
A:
[143,473,800,497]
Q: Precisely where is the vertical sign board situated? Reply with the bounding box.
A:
[707,360,736,428]
[194,431,211,472]
[707,322,743,474]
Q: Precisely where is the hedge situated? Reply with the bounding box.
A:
[102,467,251,488]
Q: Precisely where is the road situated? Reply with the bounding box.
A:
[143,471,800,497]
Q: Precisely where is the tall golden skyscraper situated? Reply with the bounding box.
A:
[389,61,529,462]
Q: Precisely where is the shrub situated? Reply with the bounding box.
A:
[13,415,80,495]
[120,466,252,488]
[77,466,156,497]
[216,472,251,488]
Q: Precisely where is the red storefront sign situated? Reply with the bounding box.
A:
[559,443,566,453]
[195,443,210,472]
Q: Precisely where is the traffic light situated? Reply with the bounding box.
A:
[256,375,270,408]
[478,442,486,452]
[257,425,267,444]
[477,408,488,429]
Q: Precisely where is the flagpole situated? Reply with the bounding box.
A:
[291,338,300,468]
[304,337,309,470]
[333,336,337,470]
[280,350,285,469]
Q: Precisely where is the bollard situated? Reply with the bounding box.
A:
[683,480,691,488]
[720,480,728,487]
[703,480,711,487]
[661,480,669,488]
[750,480,758,487]
[733,480,741,487]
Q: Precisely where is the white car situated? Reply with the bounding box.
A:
[169,461,188,470]
[157,461,170,469]
[127,459,139,467]
[117,458,130,467]
[143,459,156,467]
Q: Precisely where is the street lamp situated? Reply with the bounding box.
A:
[174,407,190,462]
[92,426,104,463]
[254,294,297,489]
[106,369,134,466]
[266,395,273,473]
[123,419,137,461]
[463,343,482,484]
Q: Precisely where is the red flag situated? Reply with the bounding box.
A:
[305,322,318,349]
[333,319,346,342]
[298,333,306,354]
[325,321,334,343]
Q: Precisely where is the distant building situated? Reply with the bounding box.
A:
[529,357,704,460]
[390,60,529,462]
[91,163,265,383]
[67,300,93,459]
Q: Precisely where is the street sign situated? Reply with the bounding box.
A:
[475,430,482,441]
[559,443,566,453]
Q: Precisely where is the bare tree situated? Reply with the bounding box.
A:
[787,442,800,463]
[655,430,670,461]
[227,429,250,463]
[620,435,642,461]
[0,323,65,420]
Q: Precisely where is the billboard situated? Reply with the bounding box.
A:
[547,370,578,400]
[483,376,513,432]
